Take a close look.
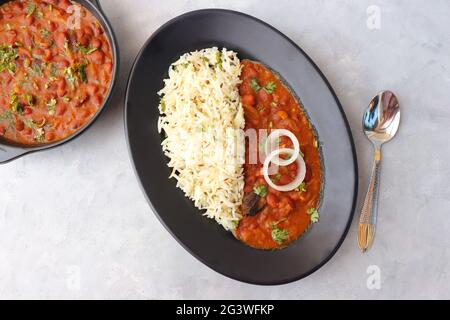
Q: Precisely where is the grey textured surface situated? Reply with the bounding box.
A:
[0,0,449,299]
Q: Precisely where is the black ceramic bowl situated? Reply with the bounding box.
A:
[125,9,358,285]
[0,0,119,164]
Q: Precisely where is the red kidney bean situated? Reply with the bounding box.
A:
[91,94,102,107]
[26,15,35,25]
[15,120,25,131]
[91,38,102,49]
[48,21,57,32]
[267,193,279,208]
[89,50,104,64]
[45,131,55,141]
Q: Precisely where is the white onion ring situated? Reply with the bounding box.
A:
[264,129,300,166]
[263,148,306,192]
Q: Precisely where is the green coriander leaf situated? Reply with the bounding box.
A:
[250,78,261,91]
[40,29,51,38]
[299,148,304,157]
[307,208,319,223]
[64,66,76,86]
[253,184,268,197]
[271,226,289,245]
[77,43,98,55]
[34,127,45,142]
[0,45,18,73]
[10,94,23,114]
[23,93,33,106]
[23,118,36,129]
[46,98,57,115]
[75,63,87,82]
[263,81,276,94]
[26,3,37,18]
[31,61,43,76]
[64,63,88,86]
[0,109,13,122]
[271,173,281,182]
[295,182,307,193]
[49,62,58,77]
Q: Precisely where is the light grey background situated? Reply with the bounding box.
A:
[0,0,449,299]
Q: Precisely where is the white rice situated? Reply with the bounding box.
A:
[157,48,244,230]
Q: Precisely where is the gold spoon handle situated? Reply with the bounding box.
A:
[358,146,382,252]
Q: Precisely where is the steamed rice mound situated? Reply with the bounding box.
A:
[157,47,244,230]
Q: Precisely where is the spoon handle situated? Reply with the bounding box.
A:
[358,146,382,252]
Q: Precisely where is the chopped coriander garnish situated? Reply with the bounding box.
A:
[23,93,33,106]
[74,63,88,83]
[253,184,268,197]
[34,127,45,142]
[31,61,43,76]
[296,182,307,193]
[26,3,37,18]
[64,63,88,86]
[40,29,51,38]
[64,66,76,86]
[271,173,282,182]
[10,94,23,114]
[271,226,289,245]
[307,208,319,223]
[23,117,36,129]
[49,62,58,77]
[46,98,57,115]
[0,45,18,73]
[0,109,13,122]
[263,81,277,94]
[250,78,277,94]
[250,78,261,91]
[77,43,98,55]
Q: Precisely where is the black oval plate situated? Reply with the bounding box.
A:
[125,9,358,285]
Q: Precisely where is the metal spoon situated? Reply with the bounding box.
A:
[357,90,400,252]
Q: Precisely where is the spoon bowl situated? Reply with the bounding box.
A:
[363,91,401,146]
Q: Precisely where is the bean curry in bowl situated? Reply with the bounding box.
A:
[0,0,113,145]
[236,60,323,250]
